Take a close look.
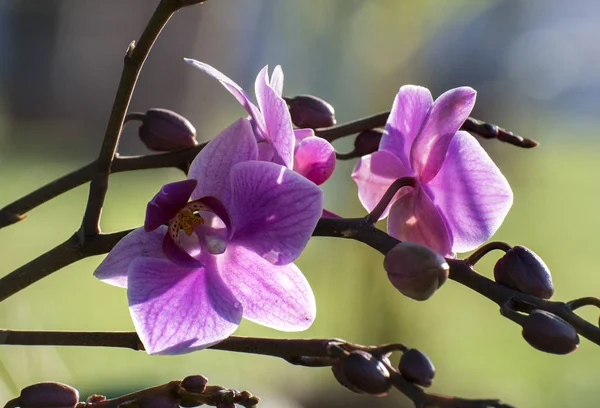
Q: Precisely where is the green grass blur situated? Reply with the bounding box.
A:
[1,138,599,407]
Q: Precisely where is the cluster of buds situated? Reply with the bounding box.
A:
[329,344,435,396]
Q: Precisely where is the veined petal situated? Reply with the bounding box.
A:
[188,117,258,206]
[94,227,167,288]
[410,87,476,183]
[270,65,284,97]
[380,85,433,167]
[218,245,315,331]
[426,131,513,253]
[293,136,336,185]
[128,257,242,355]
[229,161,323,265]
[144,179,197,232]
[254,66,295,168]
[388,186,452,256]
[352,150,414,219]
[184,58,266,134]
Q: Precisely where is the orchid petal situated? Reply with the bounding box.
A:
[410,87,476,183]
[94,227,167,288]
[254,66,295,168]
[426,131,513,253]
[293,128,314,143]
[229,161,323,265]
[144,179,197,232]
[162,232,203,268]
[218,245,315,331]
[270,65,284,97]
[184,58,266,133]
[380,85,433,167]
[352,150,414,219]
[293,136,336,185]
[128,257,242,355]
[188,117,257,206]
[387,186,452,256]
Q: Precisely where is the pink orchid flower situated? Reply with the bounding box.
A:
[95,118,323,354]
[352,85,513,256]
[185,59,335,185]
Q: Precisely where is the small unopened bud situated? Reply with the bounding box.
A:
[494,246,553,299]
[182,374,208,393]
[138,396,179,408]
[399,349,435,387]
[138,108,197,151]
[331,350,391,396]
[287,95,336,129]
[216,403,236,408]
[521,310,579,354]
[354,128,383,156]
[19,382,79,408]
[383,242,449,301]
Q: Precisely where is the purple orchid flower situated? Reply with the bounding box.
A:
[352,85,513,256]
[94,118,323,355]
[184,59,335,185]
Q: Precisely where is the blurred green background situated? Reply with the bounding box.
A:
[2,1,600,407]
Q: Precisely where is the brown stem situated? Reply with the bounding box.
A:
[365,176,417,224]
[465,241,513,266]
[79,0,180,238]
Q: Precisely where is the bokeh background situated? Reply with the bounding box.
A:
[1,1,600,407]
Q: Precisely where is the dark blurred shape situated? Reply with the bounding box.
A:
[19,382,79,408]
[331,350,391,396]
[383,242,449,301]
[287,95,336,129]
[182,374,208,393]
[137,108,198,151]
[354,128,383,156]
[494,246,554,299]
[138,395,179,408]
[399,349,435,388]
[521,310,579,354]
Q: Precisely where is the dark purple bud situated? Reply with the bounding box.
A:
[287,95,336,129]
[331,350,391,396]
[216,403,236,408]
[521,310,579,354]
[399,349,435,387]
[138,396,179,408]
[494,246,554,299]
[19,382,79,408]
[182,374,208,393]
[354,128,383,156]
[138,108,197,151]
[383,242,449,301]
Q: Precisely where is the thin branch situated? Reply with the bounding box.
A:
[567,297,600,311]
[79,0,180,238]
[464,241,513,266]
[364,177,417,224]
[315,112,539,148]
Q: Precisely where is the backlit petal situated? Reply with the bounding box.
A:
[254,66,295,168]
[270,65,284,96]
[218,245,315,331]
[184,58,266,134]
[128,257,242,355]
[388,186,452,256]
[426,131,513,253]
[410,87,476,183]
[94,227,166,288]
[380,85,433,167]
[293,136,336,185]
[229,161,323,265]
[352,150,414,219]
[188,117,257,206]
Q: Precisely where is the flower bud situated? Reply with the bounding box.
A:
[331,350,391,396]
[383,242,449,301]
[399,349,435,387]
[494,246,553,299]
[138,396,179,408]
[138,108,197,151]
[354,128,383,156]
[521,310,579,354]
[287,95,336,129]
[19,382,79,408]
[182,374,208,393]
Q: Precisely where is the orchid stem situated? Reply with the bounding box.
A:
[365,177,417,225]
[465,241,513,266]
